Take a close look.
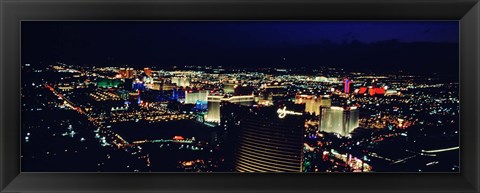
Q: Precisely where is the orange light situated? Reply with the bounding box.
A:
[173,136,185,140]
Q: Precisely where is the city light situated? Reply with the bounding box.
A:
[21,21,460,173]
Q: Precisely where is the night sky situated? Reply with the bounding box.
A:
[22,21,459,74]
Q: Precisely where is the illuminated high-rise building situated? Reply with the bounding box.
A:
[319,106,359,136]
[171,76,190,87]
[294,95,331,115]
[306,99,319,115]
[149,82,176,91]
[343,79,353,93]
[119,68,127,78]
[206,95,224,123]
[320,95,332,108]
[185,90,208,104]
[205,94,255,123]
[222,103,304,172]
[126,68,135,78]
[294,94,313,104]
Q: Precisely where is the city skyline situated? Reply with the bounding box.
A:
[21,21,459,173]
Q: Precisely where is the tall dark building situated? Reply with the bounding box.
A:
[124,78,134,90]
[234,85,254,96]
[222,103,305,172]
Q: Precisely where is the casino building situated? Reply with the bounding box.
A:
[221,103,305,172]
[184,90,208,104]
[319,106,359,136]
[205,95,255,123]
[294,94,332,115]
[171,76,191,87]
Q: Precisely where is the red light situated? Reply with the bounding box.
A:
[375,88,386,95]
[173,136,185,140]
[359,87,367,94]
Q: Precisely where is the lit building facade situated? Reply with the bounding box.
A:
[295,95,332,115]
[222,104,304,172]
[119,68,127,78]
[343,79,353,93]
[119,68,135,79]
[319,106,359,136]
[206,100,221,123]
[127,68,135,78]
[185,90,208,104]
[171,76,190,87]
[149,82,176,91]
[205,95,255,123]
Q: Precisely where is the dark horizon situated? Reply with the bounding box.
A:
[22,21,459,74]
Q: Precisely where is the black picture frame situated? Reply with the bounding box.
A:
[1,0,479,192]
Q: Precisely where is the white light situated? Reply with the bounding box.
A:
[330,106,344,110]
[277,107,302,118]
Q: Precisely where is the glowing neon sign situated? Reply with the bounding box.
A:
[344,79,353,93]
[277,107,302,118]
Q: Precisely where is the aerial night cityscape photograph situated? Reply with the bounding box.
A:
[21,21,459,173]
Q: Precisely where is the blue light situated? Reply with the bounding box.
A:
[195,100,208,110]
